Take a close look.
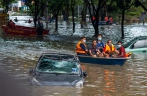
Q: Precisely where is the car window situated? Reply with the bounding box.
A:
[145,40,147,47]
[133,39,146,48]
[124,38,137,48]
[36,58,80,74]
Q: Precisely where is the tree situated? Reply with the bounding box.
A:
[70,0,83,32]
[84,0,109,37]
[25,0,47,27]
[62,0,70,22]
[115,0,135,38]
[1,0,15,13]
[134,0,147,11]
[49,0,64,32]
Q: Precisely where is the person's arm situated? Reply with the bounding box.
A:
[102,46,109,57]
[115,50,119,54]
[114,47,119,54]
[96,47,101,54]
[88,48,97,57]
[89,50,94,57]
[80,43,88,52]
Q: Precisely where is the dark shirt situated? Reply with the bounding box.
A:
[88,45,99,55]
[97,41,105,52]
[118,46,126,57]
[80,43,86,50]
[37,22,44,35]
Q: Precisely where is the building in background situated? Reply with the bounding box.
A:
[10,0,28,12]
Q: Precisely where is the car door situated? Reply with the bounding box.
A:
[129,38,147,53]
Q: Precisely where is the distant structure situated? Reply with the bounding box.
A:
[10,0,28,12]
[138,12,146,25]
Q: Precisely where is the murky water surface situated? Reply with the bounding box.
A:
[0,16,147,96]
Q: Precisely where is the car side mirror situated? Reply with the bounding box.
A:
[83,71,87,78]
[130,44,134,49]
[29,68,34,75]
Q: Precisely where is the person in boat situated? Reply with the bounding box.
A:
[103,40,119,57]
[97,34,105,53]
[88,39,103,57]
[104,16,108,22]
[36,19,44,36]
[8,20,16,28]
[116,41,126,58]
[14,17,18,22]
[76,36,88,55]
[28,19,32,23]
[116,41,132,57]
[109,16,113,25]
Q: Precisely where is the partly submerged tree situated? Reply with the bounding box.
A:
[115,0,135,39]
[84,0,109,37]
[49,0,63,32]
[25,0,47,27]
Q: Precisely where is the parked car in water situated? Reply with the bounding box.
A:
[29,53,87,87]
[124,36,147,53]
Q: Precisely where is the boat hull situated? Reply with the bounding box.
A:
[1,25,49,36]
[77,55,128,65]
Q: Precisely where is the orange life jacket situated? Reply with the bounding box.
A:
[103,44,115,53]
[125,52,132,57]
[104,16,108,21]
[76,41,87,54]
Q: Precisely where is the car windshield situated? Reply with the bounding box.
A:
[124,38,137,48]
[36,56,80,74]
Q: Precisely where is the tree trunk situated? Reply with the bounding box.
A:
[72,7,75,32]
[94,10,99,37]
[34,15,37,27]
[55,12,59,32]
[121,8,125,39]
[82,2,87,22]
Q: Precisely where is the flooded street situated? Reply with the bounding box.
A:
[1,16,147,96]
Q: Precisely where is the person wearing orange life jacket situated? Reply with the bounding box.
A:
[104,16,108,21]
[103,40,119,57]
[76,37,88,55]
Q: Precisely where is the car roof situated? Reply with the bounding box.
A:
[134,36,147,40]
[40,53,78,61]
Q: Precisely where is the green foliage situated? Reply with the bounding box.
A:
[0,0,15,12]
[127,12,139,16]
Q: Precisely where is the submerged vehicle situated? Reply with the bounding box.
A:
[29,53,87,87]
[124,36,147,53]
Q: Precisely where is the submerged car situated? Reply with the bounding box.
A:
[124,36,147,53]
[29,53,87,87]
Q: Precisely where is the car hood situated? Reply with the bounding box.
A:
[35,73,83,86]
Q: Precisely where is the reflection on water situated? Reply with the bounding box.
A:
[0,16,147,96]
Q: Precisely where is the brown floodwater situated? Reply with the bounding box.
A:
[0,16,147,96]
